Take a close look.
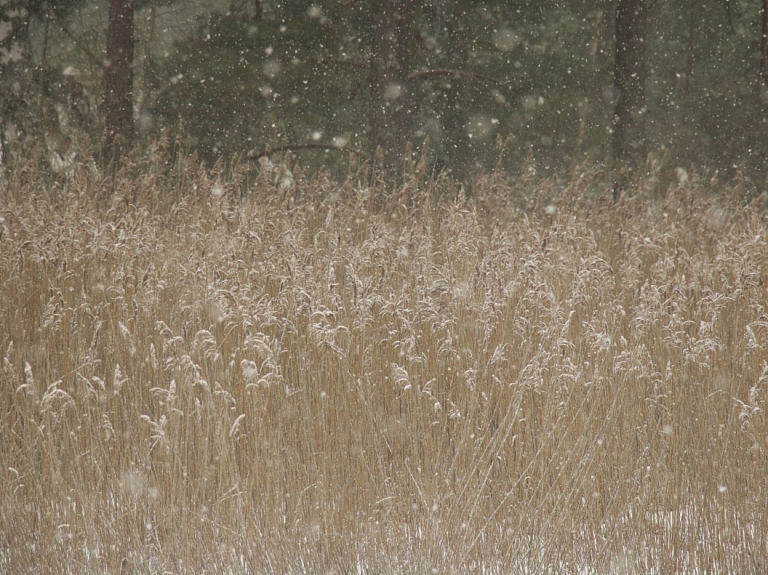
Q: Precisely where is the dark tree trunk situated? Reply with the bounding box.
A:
[0,0,39,165]
[103,0,135,163]
[366,2,386,165]
[441,83,471,182]
[391,1,416,171]
[761,0,768,87]
[439,12,471,183]
[367,0,415,178]
[612,0,649,201]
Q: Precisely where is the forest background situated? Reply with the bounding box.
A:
[3,0,768,192]
[3,3,768,573]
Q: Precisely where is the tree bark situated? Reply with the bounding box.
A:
[103,0,135,163]
[612,0,649,201]
[367,0,415,178]
[391,1,416,170]
[441,83,471,182]
[439,12,471,183]
[0,0,39,165]
[761,0,768,87]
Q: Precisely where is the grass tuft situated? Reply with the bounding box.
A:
[1,156,767,573]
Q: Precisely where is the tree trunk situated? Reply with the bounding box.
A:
[761,0,768,87]
[612,0,649,201]
[445,12,471,183]
[367,0,415,178]
[103,0,135,163]
[366,2,386,166]
[441,82,471,182]
[0,0,39,165]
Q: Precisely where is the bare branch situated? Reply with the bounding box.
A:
[248,143,361,161]
[49,11,106,70]
[407,68,518,100]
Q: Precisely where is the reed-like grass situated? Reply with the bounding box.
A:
[1,152,767,573]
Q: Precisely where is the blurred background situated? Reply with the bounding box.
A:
[2,0,768,187]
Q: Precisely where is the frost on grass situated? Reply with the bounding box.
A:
[1,156,767,573]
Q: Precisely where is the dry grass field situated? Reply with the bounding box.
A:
[1,151,768,574]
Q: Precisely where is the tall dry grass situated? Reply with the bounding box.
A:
[1,151,767,574]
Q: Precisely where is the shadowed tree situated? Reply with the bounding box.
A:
[102,0,135,163]
[1,0,84,167]
[612,0,649,200]
[0,0,40,165]
[762,0,768,88]
[366,0,418,176]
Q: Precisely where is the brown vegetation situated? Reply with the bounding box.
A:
[1,152,767,573]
